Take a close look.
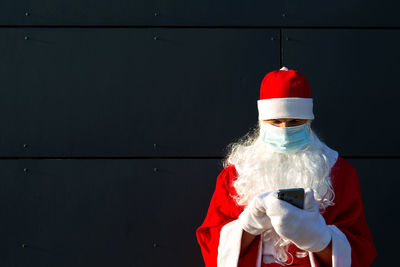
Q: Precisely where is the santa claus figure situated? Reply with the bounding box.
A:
[196,67,377,267]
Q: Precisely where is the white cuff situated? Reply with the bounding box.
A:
[217,219,264,267]
[257,97,314,120]
[309,225,351,267]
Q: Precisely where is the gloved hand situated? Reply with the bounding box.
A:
[264,188,332,252]
[238,191,273,235]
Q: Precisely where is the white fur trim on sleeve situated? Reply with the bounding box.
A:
[217,219,264,267]
[309,225,351,267]
[256,236,263,267]
[257,97,314,120]
[217,220,243,267]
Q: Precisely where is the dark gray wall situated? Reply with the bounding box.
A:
[1,1,397,266]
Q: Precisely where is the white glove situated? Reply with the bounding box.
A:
[264,188,332,252]
[238,191,273,235]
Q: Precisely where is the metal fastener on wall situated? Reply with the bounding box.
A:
[153,143,158,148]
[153,167,158,172]
[23,144,28,148]
[25,12,29,16]
[154,12,159,17]
[153,36,159,40]
[24,36,29,40]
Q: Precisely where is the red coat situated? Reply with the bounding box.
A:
[196,156,377,266]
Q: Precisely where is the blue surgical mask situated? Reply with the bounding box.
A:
[261,122,311,154]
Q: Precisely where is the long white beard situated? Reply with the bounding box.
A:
[222,120,335,263]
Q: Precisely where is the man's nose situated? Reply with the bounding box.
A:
[280,122,288,127]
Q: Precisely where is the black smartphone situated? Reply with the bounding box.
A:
[277,188,305,209]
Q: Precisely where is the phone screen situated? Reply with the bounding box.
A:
[277,188,305,209]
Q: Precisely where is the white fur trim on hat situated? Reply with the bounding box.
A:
[257,97,314,120]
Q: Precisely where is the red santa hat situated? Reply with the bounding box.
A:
[257,66,315,120]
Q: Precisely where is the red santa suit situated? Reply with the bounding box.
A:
[196,144,377,266]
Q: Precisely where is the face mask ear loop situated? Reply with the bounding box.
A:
[305,120,313,142]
